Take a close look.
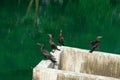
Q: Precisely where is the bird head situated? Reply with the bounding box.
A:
[96,36,102,40]
[48,34,54,38]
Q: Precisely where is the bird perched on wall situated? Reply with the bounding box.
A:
[37,43,57,64]
[89,36,102,53]
[59,29,64,46]
[48,34,60,53]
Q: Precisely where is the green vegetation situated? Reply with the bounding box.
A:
[0,0,120,80]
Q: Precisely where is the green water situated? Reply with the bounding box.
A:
[0,0,120,80]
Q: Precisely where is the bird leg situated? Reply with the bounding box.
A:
[52,61,58,68]
[43,56,48,60]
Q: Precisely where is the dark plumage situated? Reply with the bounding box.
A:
[89,36,102,53]
[59,30,64,46]
[37,43,57,64]
[48,34,60,53]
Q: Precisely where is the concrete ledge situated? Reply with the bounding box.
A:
[33,67,119,80]
[60,46,120,78]
[33,46,120,80]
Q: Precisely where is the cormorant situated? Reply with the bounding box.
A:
[37,43,57,64]
[48,34,60,53]
[59,29,64,46]
[89,36,102,53]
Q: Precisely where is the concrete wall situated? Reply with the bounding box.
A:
[33,46,120,80]
[60,46,120,79]
[33,68,119,80]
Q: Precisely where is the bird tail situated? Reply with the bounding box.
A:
[60,43,64,46]
[57,48,60,51]
[89,47,96,53]
[89,50,93,53]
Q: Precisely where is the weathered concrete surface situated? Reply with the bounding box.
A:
[60,46,120,79]
[33,67,119,80]
[33,46,120,80]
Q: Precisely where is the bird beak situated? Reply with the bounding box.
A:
[48,34,50,36]
[97,36,103,39]
[48,34,53,38]
[36,43,41,46]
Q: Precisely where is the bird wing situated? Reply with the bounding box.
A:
[51,44,58,49]
[90,41,96,46]
[59,37,64,44]
[61,37,64,42]
[93,42,100,48]
[43,50,53,57]
[42,50,56,63]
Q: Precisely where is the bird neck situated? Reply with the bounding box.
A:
[60,32,62,37]
[41,46,44,52]
[49,38,53,44]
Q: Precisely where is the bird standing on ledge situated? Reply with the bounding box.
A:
[48,34,60,53]
[59,29,64,46]
[37,43,57,64]
[89,36,102,53]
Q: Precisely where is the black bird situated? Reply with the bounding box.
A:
[48,34,60,53]
[37,43,57,64]
[89,36,102,53]
[59,29,64,46]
